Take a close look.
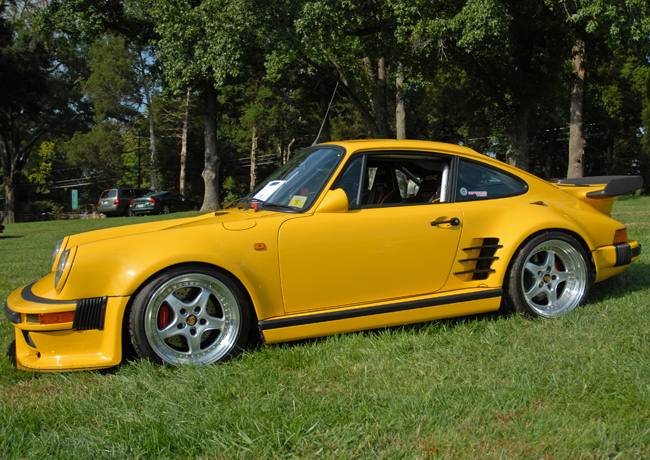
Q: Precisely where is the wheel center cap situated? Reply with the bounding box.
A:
[187,315,197,326]
[543,274,551,283]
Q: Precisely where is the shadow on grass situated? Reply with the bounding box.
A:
[0,235,24,239]
[588,260,650,303]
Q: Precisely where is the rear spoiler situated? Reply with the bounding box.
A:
[550,175,643,198]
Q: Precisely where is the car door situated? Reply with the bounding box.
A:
[278,152,463,314]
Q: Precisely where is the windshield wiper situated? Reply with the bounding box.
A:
[258,202,300,212]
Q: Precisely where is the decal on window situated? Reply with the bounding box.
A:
[253,180,286,202]
[289,196,308,208]
[469,191,487,197]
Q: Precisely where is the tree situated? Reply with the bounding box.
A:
[264,0,410,139]
[1,1,87,223]
[402,0,571,171]
[153,0,256,210]
[550,0,650,178]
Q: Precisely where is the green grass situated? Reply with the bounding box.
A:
[1,201,650,459]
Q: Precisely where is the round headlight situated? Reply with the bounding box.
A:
[54,247,76,292]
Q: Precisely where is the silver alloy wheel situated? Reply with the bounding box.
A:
[143,273,242,364]
[162,205,170,214]
[520,239,588,317]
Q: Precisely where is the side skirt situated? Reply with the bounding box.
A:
[259,289,503,344]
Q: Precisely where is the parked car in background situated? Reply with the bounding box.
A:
[97,188,149,216]
[128,191,199,216]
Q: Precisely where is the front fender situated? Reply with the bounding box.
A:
[47,217,287,320]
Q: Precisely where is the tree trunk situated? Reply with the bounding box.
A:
[2,171,17,225]
[2,133,43,224]
[505,108,530,171]
[179,87,191,196]
[279,138,295,165]
[250,124,258,192]
[364,56,390,138]
[139,51,159,191]
[200,84,220,212]
[544,127,558,181]
[396,64,406,140]
[568,39,586,179]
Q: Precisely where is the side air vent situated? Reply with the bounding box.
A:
[454,238,503,280]
[73,297,108,330]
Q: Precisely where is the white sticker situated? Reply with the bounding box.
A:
[460,187,468,196]
[253,180,286,202]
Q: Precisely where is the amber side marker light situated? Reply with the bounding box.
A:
[614,228,628,244]
[253,243,266,251]
[39,311,75,325]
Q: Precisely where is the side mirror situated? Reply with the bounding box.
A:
[315,188,349,213]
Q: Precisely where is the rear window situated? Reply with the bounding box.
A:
[100,190,117,199]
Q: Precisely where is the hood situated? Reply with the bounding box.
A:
[65,210,268,249]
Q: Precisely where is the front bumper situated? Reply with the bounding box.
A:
[592,240,642,283]
[5,282,130,371]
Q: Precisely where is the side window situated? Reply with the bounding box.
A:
[455,159,528,201]
[333,153,451,209]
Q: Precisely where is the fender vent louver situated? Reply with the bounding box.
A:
[73,296,108,330]
[455,238,503,280]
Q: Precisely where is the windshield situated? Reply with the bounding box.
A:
[235,147,344,211]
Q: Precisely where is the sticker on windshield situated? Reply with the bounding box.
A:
[253,180,286,202]
[289,195,308,208]
[469,191,487,197]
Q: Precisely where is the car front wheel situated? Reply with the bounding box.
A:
[504,232,590,318]
[129,266,250,365]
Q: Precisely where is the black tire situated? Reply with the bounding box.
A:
[504,232,591,318]
[7,340,17,368]
[161,205,170,215]
[129,265,250,365]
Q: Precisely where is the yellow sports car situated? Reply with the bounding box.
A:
[4,140,643,371]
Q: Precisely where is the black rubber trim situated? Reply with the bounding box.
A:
[20,283,78,305]
[4,303,20,324]
[259,289,503,331]
[614,243,632,267]
[632,244,642,258]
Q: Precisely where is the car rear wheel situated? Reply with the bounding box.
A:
[504,232,590,318]
[161,205,170,214]
[129,266,250,365]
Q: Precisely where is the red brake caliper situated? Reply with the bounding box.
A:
[158,303,171,330]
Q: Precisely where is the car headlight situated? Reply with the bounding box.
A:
[54,246,76,293]
[52,237,69,271]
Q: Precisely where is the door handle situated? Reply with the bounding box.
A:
[431,217,460,227]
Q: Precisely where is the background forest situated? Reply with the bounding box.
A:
[1,0,649,223]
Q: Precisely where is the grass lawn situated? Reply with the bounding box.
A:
[1,200,649,459]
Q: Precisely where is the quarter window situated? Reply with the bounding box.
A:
[455,159,528,201]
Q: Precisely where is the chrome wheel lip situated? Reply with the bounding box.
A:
[143,273,241,365]
[520,239,587,318]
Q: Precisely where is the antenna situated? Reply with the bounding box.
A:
[312,82,339,146]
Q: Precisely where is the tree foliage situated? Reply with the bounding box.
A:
[1,0,649,220]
